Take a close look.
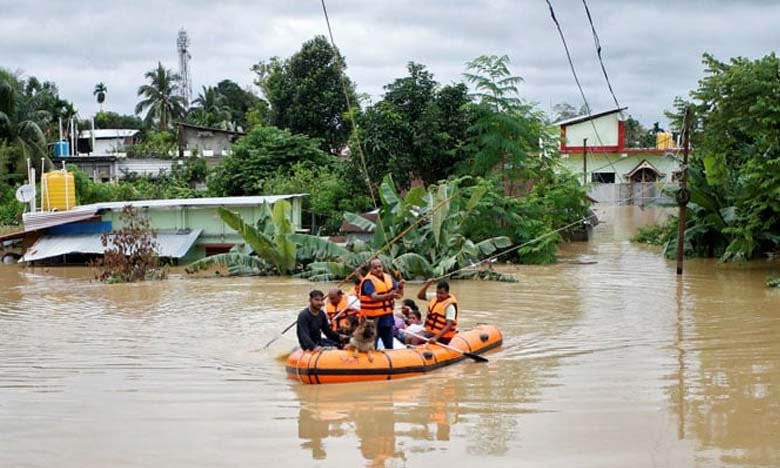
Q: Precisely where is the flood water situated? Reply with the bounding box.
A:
[2,206,780,467]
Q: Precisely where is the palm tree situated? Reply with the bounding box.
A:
[0,74,49,179]
[93,82,107,112]
[135,63,186,131]
[189,86,232,127]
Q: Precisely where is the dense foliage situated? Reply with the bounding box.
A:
[208,125,329,196]
[357,62,472,189]
[641,53,780,260]
[253,36,355,154]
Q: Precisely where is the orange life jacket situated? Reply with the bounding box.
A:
[424,294,458,340]
[325,296,359,331]
[359,273,395,318]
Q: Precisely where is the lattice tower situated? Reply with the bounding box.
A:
[177,29,192,107]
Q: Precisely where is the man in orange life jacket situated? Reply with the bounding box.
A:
[325,288,360,334]
[359,259,404,349]
[414,279,458,345]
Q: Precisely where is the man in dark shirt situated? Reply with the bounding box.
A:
[296,290,348,351]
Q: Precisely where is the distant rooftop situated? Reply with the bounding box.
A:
[553,107,628,127]
[75,194,308,212]
[80,129,140,139]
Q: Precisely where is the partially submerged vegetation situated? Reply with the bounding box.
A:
[3,40,593,278]
[92,206,166,283]
[635,53,780,261]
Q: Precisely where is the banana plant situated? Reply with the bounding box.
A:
[186,200,298,275]
[295,174,514,281]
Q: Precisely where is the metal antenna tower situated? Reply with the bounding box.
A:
[177,29,192,107]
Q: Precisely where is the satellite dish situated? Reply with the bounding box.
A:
[15,184,36,203]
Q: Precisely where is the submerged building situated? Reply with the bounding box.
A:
[2,194,306,265]
[555,108,682,205]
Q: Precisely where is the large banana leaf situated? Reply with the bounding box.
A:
[392,252,432,279]
[186,251,269,276]
[343,211,376,232]
[431,183,449,247]
[379,173,401,209]
[476,236,512,255]
[218,206,274,258]
[290,233,350,259]
[272,201,297,274]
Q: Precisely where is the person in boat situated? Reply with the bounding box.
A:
[409,279,458,345]
[401,309,425,344]
[297,289,349,351]
[358,259,405,350]
[325,288,360,334]
[393,298,417,339]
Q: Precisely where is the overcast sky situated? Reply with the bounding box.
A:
[2,0,778,127]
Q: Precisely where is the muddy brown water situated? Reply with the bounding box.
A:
[2,206,780,467]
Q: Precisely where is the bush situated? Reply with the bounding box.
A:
[0,184,24,225]
[262,162,371,234]
[91,206,166,283]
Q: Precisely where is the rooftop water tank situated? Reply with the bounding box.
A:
[42,171,76,211]
[54,141,70,157]
[656,132,674,150]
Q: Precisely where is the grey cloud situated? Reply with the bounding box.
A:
[1,0,778,125]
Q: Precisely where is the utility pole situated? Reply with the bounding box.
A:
[675,107,692,275]
[582,138,588,185]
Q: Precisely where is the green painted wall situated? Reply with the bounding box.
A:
[559,152,679,184]
[102,198,304,262]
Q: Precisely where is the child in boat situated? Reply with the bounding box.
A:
[404,310,424,339]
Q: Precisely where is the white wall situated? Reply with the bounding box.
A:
[565,113,619,147]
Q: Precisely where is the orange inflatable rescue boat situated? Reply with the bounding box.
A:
[286,324,502,384]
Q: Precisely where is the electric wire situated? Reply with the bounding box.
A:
[319,0,389,244]
[582,0,620,110]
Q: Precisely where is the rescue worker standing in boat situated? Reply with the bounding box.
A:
[359,259,405,350]
[413,279,458,345]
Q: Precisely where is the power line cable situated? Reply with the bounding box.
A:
[319,0,389,244]
[582,0,621,110]
[544,0,621,177]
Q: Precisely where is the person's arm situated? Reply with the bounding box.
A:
[320,311,343,343]
[417,279,433,301]
[296,310,318,351]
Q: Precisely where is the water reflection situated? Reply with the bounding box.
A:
[295,376,463,466]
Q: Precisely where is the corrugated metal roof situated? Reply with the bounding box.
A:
[22,210,99,231]
[21,229,202,263]
[73,194,307,212]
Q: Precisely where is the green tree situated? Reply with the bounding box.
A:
[648,53,780,260]
[0,72,49,181]
[188,85,232,128]
[623,116,656,148]
[358,62,473,189]
[208,125,329,196]
[215,79,262,130]
[463,55,551,184]
[135,62,186,131]
[93,82,107,112]
[94,111,143,130]
[252,36,355,154]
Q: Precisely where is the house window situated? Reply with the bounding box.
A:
[592,172,615,183]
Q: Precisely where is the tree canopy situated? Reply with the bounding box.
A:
[253,35,355,154]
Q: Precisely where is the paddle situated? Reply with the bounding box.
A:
[404,330,489,363]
